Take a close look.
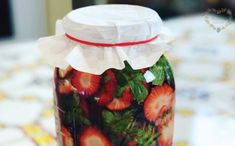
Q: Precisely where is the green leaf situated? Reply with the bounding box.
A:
[64,94,91,126]
[102,110,134,134]
[114,85,127,97]
[159,55,175,89]
[123,61,139,74]
[113,70,128,86]
[102,109,159,146]
[132,73,145,82]
[102,110,115,123]
[135,125,160,146]
[129,81,148,103]
[150,64,165,86]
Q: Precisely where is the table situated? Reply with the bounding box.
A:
[0,15,235,146]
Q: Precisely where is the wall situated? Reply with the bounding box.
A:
[10,0,48,40]
[46,0,72,35]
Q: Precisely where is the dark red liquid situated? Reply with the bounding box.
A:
[54,55,175,146]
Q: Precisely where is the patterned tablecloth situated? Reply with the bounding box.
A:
[0,15,235,146]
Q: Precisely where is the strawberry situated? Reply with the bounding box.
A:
[128,141,137,146]
[144,84,175,122]
[71,71,101,97]
[79,127,112,146]
[97,70,117,105]
[103,70,117,93]
[58,80,76,94]
[61,127,74,146]
[106,87,133,111]
[58,66,73,78]
[156,107,174,127]
[97,93,113,106]
[158,119,174,146]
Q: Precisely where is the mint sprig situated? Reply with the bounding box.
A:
[129,81,148,103]
[64,94,91,125]
[160,55,175,89]
[102,110,134,133]
[149,55,175,89]
[149,64,165,86]
[113,62,149,103]
[102,110,159,146]
[135,125,160,146]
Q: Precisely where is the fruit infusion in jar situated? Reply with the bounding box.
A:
[54,55,175,146]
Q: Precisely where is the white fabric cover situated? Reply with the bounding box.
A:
[39,5,174,75]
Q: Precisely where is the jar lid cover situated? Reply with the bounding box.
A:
[39,4,174,74]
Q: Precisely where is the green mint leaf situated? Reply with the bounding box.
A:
[149,56,166,86]
[113,70,128,86]
[114,85,127,97]
[149,65,165,86]
[64,94,91,125]
[102,110,134,134]
[159,55,175,89]
[129,81,148,103]
[102,110,115,123]
[133,73,145,81]
[135,125,160,146]
[123,61,140,74]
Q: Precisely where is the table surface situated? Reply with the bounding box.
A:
[0,14,235,146]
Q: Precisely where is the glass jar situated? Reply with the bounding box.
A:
[54,55,175,146]
[39,4,175,146]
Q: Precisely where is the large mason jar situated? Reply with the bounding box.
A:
[39,5,175,146]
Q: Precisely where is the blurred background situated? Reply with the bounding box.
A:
[0,0,235,146]
[1,0,235,39]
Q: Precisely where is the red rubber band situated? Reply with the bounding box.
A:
[65,33,159,47]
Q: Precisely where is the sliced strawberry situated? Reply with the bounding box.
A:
[79,127,112,146]
[61,127,74,146]
[158,119,174,146]
[97,92,113,105]
[58,80,75,94]
[106,87,133,111]
[144,84,175,122]
[128,141,137,146]
[59,66,73,78]
[71,71,101,97]
[103,70,117,93]
[97,70,117,105]
[155,105,168,126]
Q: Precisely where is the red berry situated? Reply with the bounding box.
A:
[106,87,133,111]
[144,84,175,122]
[71,71,101,97]
[58,80,75,94]
[61,127,74,146]
[104,70,117,94]
[128,141,137,146]
[97,70,117,105]
[79,127,112,146]
[97,92,113,106]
